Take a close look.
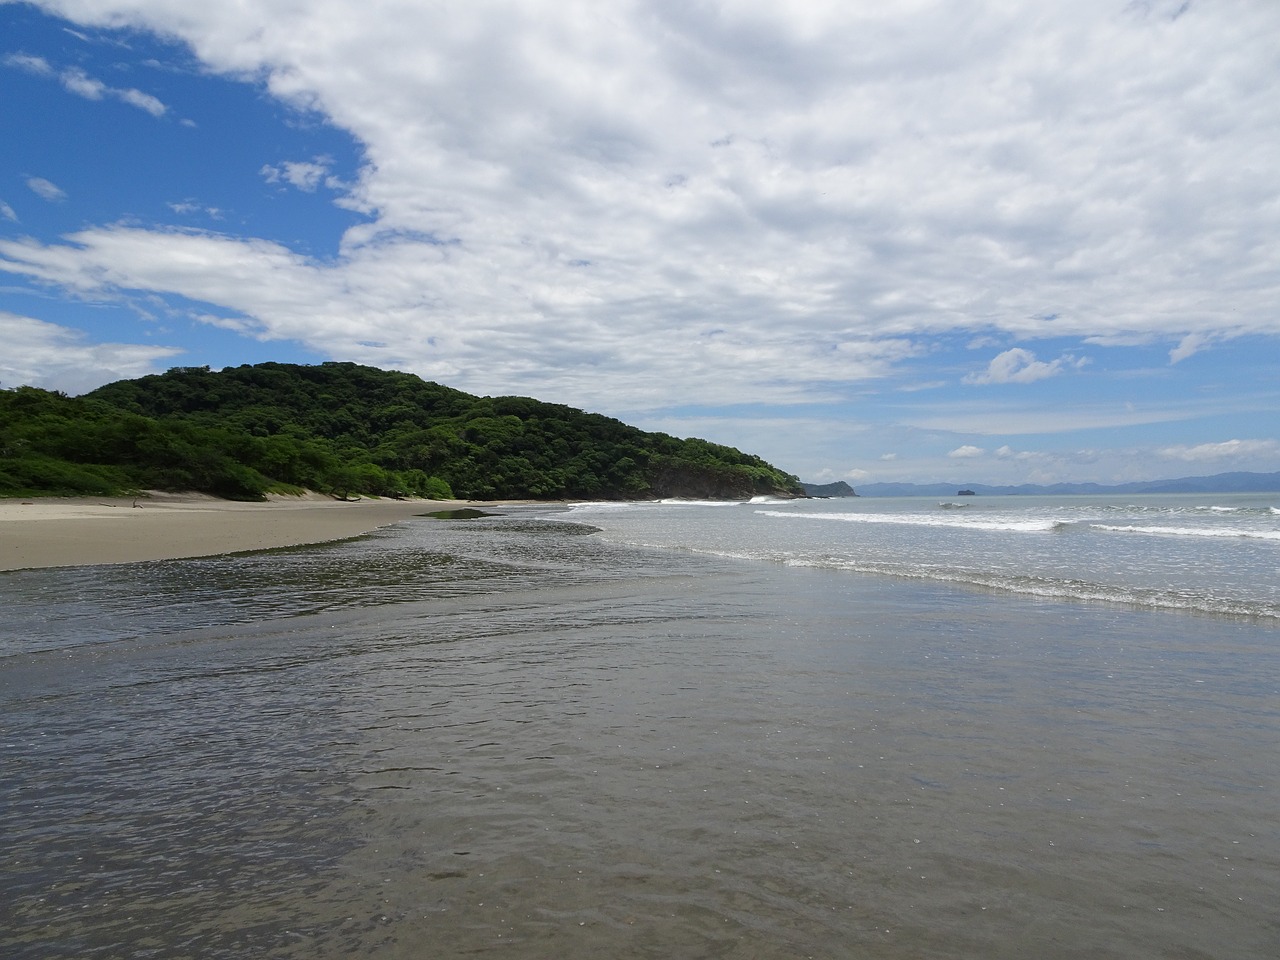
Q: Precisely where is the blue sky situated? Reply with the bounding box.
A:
[2,0,1278,486]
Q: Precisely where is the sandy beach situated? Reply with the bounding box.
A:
[0,492,493,571]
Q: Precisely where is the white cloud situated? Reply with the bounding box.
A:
[26,177,67,202]
[0,200,16,222]
[949,445,985,459]
[167,199,222,219]
[0,224,926,409]
[4,53,55,75]
[903,400,1226,436]
[0,311,182,394]
[964,347,1085,385]
[261,159,334,193]
[994,444,1047,462]
[1157,439,1280,462]
[60,66,107,99]
[1169,332,1208,364]
[58,64,168,115]
[3,0,1280,414]
[6,51,168,116]
[116,86,166,117]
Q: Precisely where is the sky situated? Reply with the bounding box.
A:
[1,0,1278,487]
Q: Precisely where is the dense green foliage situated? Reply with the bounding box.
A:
[1,362,802,501]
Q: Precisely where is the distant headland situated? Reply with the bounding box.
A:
[1,362,804,502]
[799,480,858,498]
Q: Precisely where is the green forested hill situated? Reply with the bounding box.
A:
[1,362,803,501]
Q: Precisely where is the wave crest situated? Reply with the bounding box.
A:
[756,509,1067,533]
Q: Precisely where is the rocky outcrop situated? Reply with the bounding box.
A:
[800,480,857,498]
[649,461,803,500]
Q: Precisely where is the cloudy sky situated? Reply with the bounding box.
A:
[2,0,1278,486]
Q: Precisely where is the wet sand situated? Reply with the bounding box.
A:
[0,492,503,571]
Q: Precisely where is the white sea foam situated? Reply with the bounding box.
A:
[1093,524,1280,541]
[756,509,1065,533]
[678,544,1279,619]
[658,498,744,507]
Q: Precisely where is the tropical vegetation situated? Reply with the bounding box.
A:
[1,362,803,501]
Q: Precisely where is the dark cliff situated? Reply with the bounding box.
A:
[800,480,857,497]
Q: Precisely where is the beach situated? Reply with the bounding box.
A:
[0,492,489,571]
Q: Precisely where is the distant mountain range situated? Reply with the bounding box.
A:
[846,471,1280,498]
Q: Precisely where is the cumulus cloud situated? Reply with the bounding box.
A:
[949,445,985,459]
[1157,439,1280,462]
[0,223,929,408]
[0,311,182,394]
[26,177,66,202]
[964,347,1086,385]
[3,1,1280,413]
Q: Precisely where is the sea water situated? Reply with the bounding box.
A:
[2,495,1278,958]
[565,493,1280,620]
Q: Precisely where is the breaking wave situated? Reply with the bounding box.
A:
[756,509,1069,533]
[1092,524,1280,542]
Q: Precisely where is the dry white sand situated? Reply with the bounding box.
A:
[0,492,488,571]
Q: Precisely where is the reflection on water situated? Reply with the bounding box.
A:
[2,511,1279,958]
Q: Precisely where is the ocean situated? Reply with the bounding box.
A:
[2,494,1278,958]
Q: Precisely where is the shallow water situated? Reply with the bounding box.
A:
[2,508,1278,958]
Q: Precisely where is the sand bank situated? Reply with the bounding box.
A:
[0,492,497,571]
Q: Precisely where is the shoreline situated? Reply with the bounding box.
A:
[0,492,536,572]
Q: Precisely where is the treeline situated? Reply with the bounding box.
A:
[1,362,802,501]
